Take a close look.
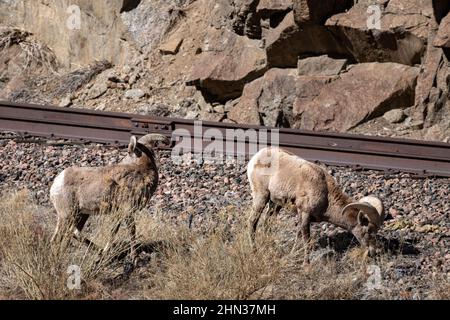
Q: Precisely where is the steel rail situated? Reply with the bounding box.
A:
[1,100,449,177]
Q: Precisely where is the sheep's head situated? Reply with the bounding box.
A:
[342,196,385,256]
[127,134,170,156]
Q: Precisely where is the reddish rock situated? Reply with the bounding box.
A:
[159,35,183,55]
[229,68,332,127]
[325,1,430,65]
[266,11,349,67]
[298,55,348,76]
[229,69,298,126]
[293,0,353,25]
[434,12,450,48]
[294,62,420,132]
[187,28,267,101]
[257,0,292,18]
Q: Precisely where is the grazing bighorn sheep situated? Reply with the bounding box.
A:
[50,134,169,261]
[247,147,385,256]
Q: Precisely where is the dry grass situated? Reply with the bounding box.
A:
[7,60,111,104]
[0,190,448,300]
[0,27,58,73]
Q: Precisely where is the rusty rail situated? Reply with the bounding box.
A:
[1,100,450,177]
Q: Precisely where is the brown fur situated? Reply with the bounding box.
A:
[50,135,168,263]
[247,147,382,255]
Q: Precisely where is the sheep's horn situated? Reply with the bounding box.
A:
[138,134,170,146]
[342,203,381,226]
[128,136,137,153]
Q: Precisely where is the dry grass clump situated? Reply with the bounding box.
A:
[136,209,369,300]
[0,27,58,73]
[8,60,111,104]
[0,28,30,51]
[0,190,132,300]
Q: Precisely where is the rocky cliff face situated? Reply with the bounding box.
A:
[0,0,449,141]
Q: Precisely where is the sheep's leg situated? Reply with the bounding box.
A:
[103,220,122,254]
[291,210,311,255]
[249,193,269,249]
[50,216,61,243]
[73,214,102,252]
[125,216,138,265]
[263,201,281,231]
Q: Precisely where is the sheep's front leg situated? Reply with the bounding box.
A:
[291,210,311,256]
[103,219,122,254]
[73,214,102,252]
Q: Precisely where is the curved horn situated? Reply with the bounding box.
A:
[128,136,137,154]
[359,196,384,220]
[341,201,383,227]
[138,134,170,146]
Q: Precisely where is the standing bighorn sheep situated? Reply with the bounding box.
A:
[50,134,169,261]
[247,147,385,256]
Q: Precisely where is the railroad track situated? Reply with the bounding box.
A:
[1,100,450,177]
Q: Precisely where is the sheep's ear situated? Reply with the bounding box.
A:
[128,136,142,157]
[357,211,370,226]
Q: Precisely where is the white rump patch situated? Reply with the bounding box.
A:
[50,170,65,197]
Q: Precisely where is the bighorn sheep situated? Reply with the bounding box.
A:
[50,134,169,261]
[247,147,385,256]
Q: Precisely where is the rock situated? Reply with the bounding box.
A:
[325,1,430,65]
[59,96,72,108]
[384,109,406,123]
[229,69,298,127]
[209,0,262,39]
[185,110,199,119]
[187,28,267,101]
[265,11,349,68]
[213,105,225,114]
[125,89,146,100]
[294,63,420,132]
[87,82,108,100]
[257,0,292,18]
[434,12,450,48]
[293,0,354,25]
[298,55,348,76]
[199,111,224,122]
[159,35,184,55]
[121,0,186,50]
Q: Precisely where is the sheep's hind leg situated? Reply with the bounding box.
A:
[262,201,281,232]
[125,215,138,266]
[249,193,269,249]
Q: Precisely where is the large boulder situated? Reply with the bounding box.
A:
[297,55,348,76]
[325,0,431,65]
[266,11,350,67]
[294,62,420,132]
[293,0,354,25]
[257,0,292,19]
[187,28,267,101]
[228,68,335,127]
[228,68,298,126]
[434,12,450,48]
[209,0,262,39]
